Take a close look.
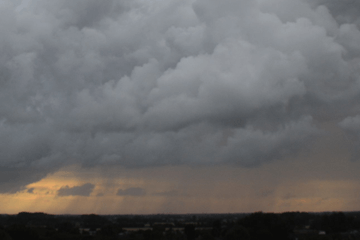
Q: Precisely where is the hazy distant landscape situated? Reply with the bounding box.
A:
[0,211,360,240]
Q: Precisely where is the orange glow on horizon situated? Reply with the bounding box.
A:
[1,165,360,214]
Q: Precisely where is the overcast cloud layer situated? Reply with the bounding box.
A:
[0,0,360,193]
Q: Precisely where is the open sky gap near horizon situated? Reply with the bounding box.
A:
[1,0,360,214]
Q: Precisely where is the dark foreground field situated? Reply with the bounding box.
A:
[0,211,360,240]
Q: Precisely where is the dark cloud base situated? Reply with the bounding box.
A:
[57,183,95,197]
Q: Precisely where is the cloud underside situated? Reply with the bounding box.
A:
[57,183,95,196]
[0,0,360,192]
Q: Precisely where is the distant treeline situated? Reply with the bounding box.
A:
[0,211,360,240]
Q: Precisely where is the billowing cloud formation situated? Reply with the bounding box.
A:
[117,187,146,196]
[0,0,360,192]
[57,183,95,196]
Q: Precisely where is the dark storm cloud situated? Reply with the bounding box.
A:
[116,187,146,196]
[57,183,95,196]
[0,0,360,192]
[27,188,34,194]
[0,168,47,193]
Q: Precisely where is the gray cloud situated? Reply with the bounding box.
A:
[0,168,47,194]
[0,0,359,192]
[339,115,360,160]
[57,183,95,197]
[310,0,360,26]
[117,187,146,196]
[339,115,360,132]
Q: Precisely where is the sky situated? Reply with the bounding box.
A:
[0,0,360,214]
